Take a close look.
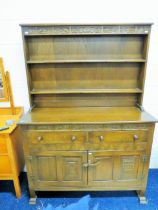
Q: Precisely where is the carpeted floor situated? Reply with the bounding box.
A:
[0,169,158,210]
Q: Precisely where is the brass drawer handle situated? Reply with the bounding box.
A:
[99,135,104,141]
[37,136,43,141]
[71,136,77,142]
[133,135,139,141]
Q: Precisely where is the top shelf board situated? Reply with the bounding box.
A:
[24,33,149,36]
[27,59,146,64]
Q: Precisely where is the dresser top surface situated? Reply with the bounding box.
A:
[19,107,157,125]
[0,107,24,133]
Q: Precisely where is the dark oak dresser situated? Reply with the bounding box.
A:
[19,23,157,205]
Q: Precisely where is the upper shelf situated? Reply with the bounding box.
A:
[27,59,146,64]
[30,88,143,95]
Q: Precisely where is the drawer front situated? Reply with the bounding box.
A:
[25,129,148,151]
[90,130,148,143]
[27,131,87,145]
[0,156,12,174]
[0,136,8,154]
[86,130,148,151]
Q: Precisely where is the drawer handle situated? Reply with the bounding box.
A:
[133,135,139,141]
[89,161,99,167]
[37,136,43,141]
[83,163,89,167]
[99,135,104,141]
[71,136,77,142]
[83,161,99,167]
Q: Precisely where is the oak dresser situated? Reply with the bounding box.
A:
[19,23,157,204]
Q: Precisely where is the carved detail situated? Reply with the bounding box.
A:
[24,123,149,131]
[25,26,70,35]
[122,157,136,171]
[23,25,150,35]
[71,26,103,33]
[103,26,120,33]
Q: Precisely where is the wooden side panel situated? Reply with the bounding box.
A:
[0,135,8,154]
[9,127,25,176]
[0,156,12,174]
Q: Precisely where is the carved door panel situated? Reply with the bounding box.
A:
[116,153,146,182]
[31,151,87,189]
[88,151,147,187]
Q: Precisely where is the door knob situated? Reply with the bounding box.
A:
[99,135,104,141]
[37,136,43,141]
[133,135,138,141]
[71,136,77,142]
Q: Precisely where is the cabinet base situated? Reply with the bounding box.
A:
[28,191,148,205]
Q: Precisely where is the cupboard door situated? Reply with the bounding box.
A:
[88,151,115,186]
[88,151,146,188]
[31,151,87,189]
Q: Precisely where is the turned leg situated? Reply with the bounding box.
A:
[29,189,37,205]
[13,176,21,198]
[137,190,148,204]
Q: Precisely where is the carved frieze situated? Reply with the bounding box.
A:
[22,123,150,131]
[23,25,151,35]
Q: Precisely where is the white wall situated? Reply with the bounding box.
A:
[0,0,158,167]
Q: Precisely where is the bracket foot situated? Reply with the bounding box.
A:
[137,191,148,204]
[29,197,37,205]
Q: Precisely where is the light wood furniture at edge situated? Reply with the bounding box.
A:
[0,58,24,198]
[19,23,157,204]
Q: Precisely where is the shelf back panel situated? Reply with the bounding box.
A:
[26,35,146,61]
[30,63,143,90]
[33,93,139,108]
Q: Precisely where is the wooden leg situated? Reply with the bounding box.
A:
[13,176,21,198]
[29,189,37,205]
[137,190,148,204]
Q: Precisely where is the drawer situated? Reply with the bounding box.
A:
[89,130,148,143]
[0,136,8,154]
[27,131,87,144]
[0,156,12,174]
